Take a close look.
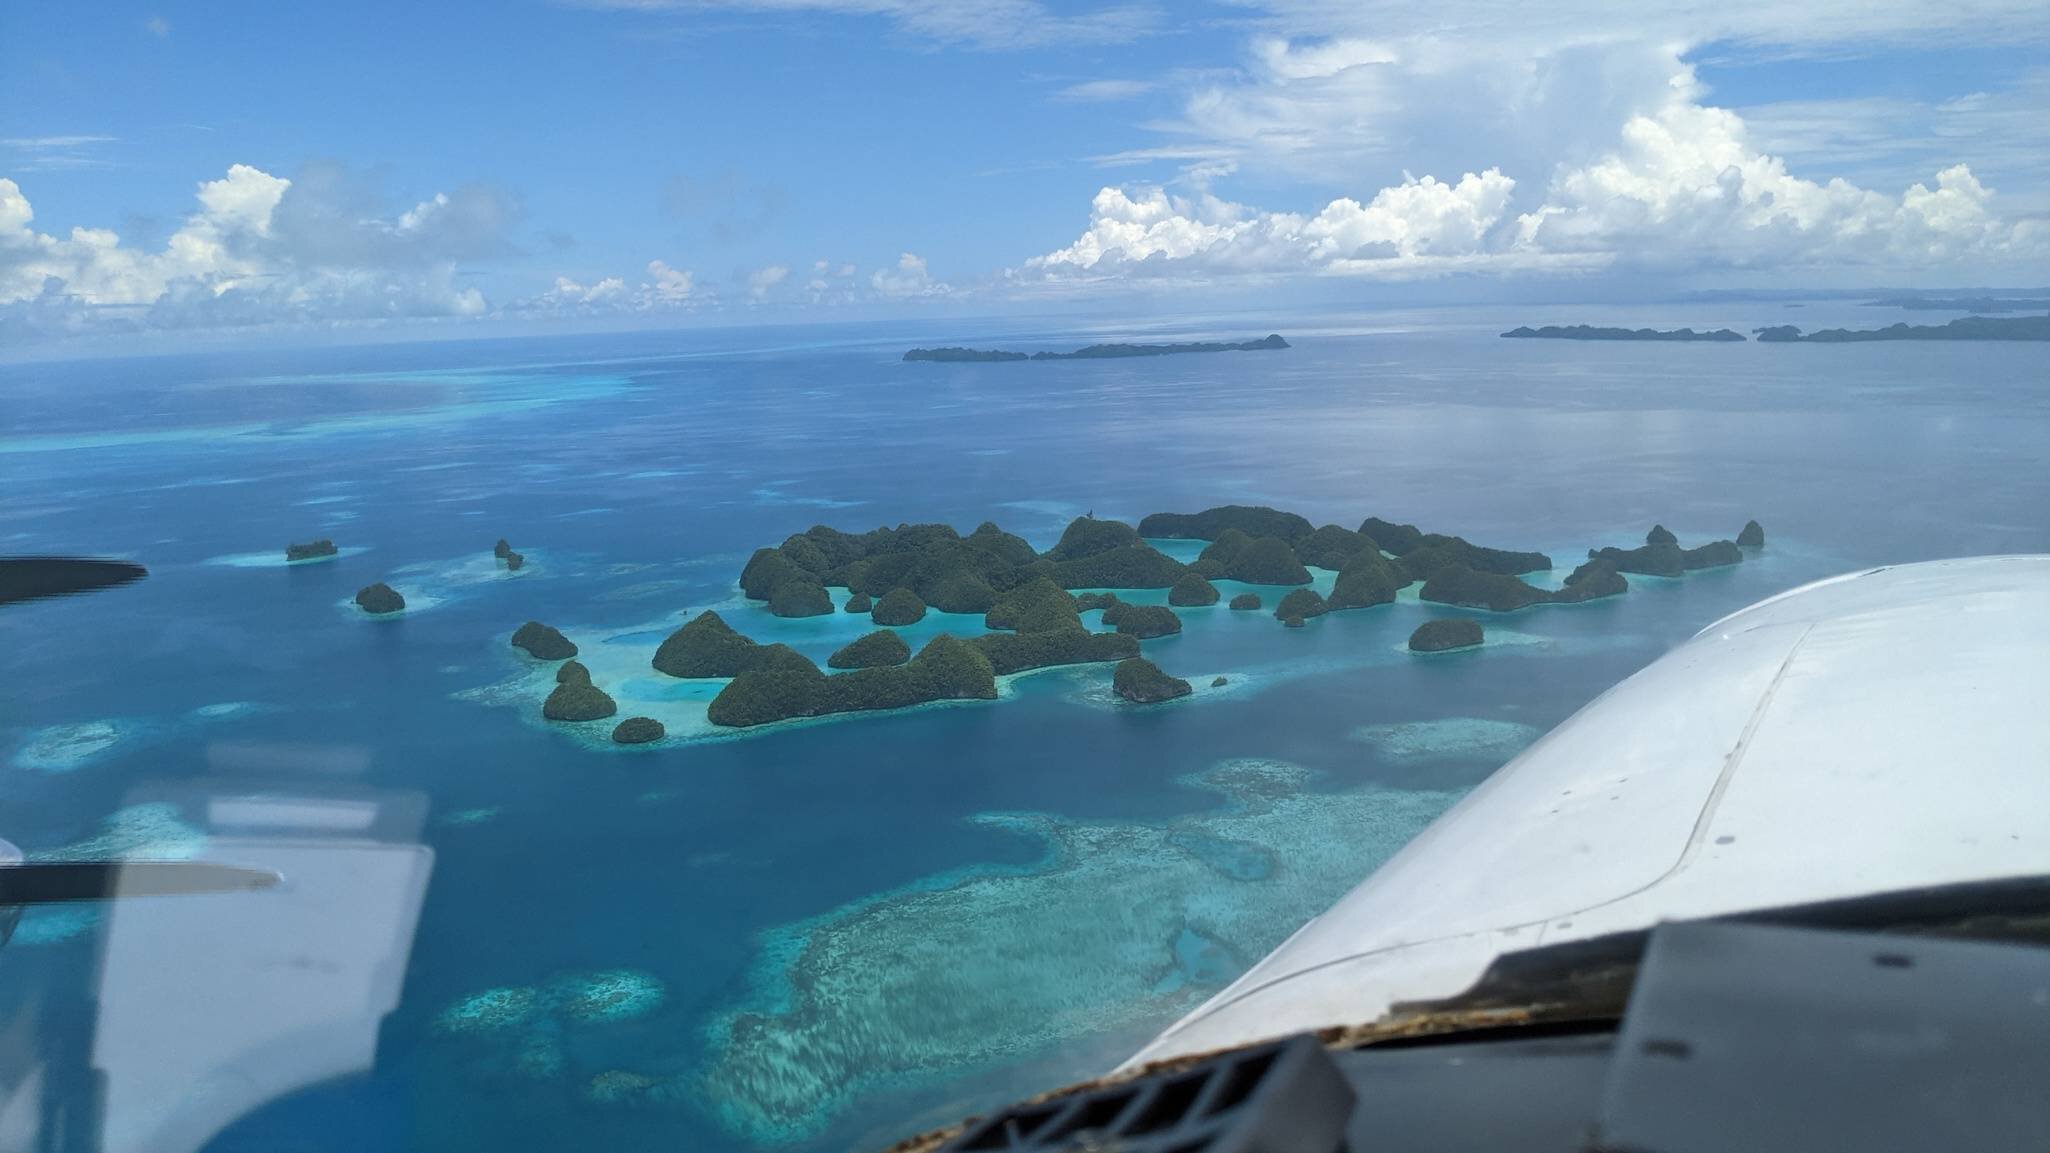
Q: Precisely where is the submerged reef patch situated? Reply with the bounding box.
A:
[1350,717,1541,762]
[432,969,670,1088]
[25,802,208,861]
[12,720,128,772]
[696,759,1460,1142]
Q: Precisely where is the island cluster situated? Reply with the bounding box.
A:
[494,507,1764,738]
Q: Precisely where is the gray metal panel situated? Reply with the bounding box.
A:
[1597,921,2050,1153]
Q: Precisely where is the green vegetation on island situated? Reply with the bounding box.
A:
[1274,588,1327,626]
[1113,657,1191,704]
[1045,516,1135,560]
[1102,602,1182,639]
[1416,567,1548,611]
[1562,560,1629,600]
[976,577,1143,673]
[354,583,404,615]
[611,716,665,744]
[1420,557,1628,612]
[544,679,617,722]
[557,660,591,684]
[1755,314,2049,342]
[652,611,762,678]
[286,539,338,562]
[1359,516,1425,555]
[828,630,912,670]
[1738,520,1766,548]
[511,621,577,660]
[1409,618,1484,652]
[1295,523,1373,568]
[1193,530,1312,585]
[900,347,1029,362]
[768,580,833,617]
[1588,527,1745,577]
[505,551,525,571]
[871,587,927,626]
[493,539,511,559]
[728,516,1189,640]
[1502,325,1746,342]
[971,630,1137,675]
[1052,544,1187,588]
[707,636,995,728]
[1327,548,1403,609]
[1371,526,1551,580]
[983,577,1080,633]
[905,335,1289,362]
[667,503,1770,734]
[1167,571,1219,606]
[739,547,834,618]
[1138,505,1314,543]
[704,645,824,727]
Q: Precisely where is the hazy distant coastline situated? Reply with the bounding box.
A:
[1757,314,2050,343]
[1864,296,2050,313]
[1501,325,1745,342]
[905,334,1289,362]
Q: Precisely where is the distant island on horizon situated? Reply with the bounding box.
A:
[1501,325,1746,342]
[1864,296,2050,313]
[1756,313,2050,343]
[905,334,1289,362]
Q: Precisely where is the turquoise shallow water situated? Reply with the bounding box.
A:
[2,308,2047,1153]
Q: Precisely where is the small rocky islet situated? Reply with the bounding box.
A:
[501,504,1763,733]
[610,716,666,744]
[511,621,578,660]
[354,582,405,615]
[286,538,339,563]
[1113,657,1191,704]
[1409,618,1485,652]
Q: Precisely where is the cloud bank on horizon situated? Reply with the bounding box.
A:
[2,0,2046,344]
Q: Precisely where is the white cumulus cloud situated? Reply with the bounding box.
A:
[512,259,703,314]
[1025,80,2048,285]
[747,263,790,300]
[0,163,517,336]
[1514,97,2047,269]
[1025,168,1533,280]
[870,252,950,298]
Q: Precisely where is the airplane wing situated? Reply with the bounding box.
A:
[1128,555,2050,1066]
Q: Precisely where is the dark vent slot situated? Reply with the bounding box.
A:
[1123,1072,1207,1136]
[1039,1088,1137,1142]
[1203,1049,1277,1116]
[956,1101,1062,1149]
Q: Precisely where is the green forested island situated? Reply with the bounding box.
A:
[904,334,1288,362]
[1755,314,2050,342]
[1409,618,1484,652]
[620,505,1762,728]
[1501,325,1746,342]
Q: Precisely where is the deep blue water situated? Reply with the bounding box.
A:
[2,305,2046,1153]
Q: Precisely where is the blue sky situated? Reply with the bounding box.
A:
[3,0,2047,348]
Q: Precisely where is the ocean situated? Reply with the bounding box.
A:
[3,302,2046,1153]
